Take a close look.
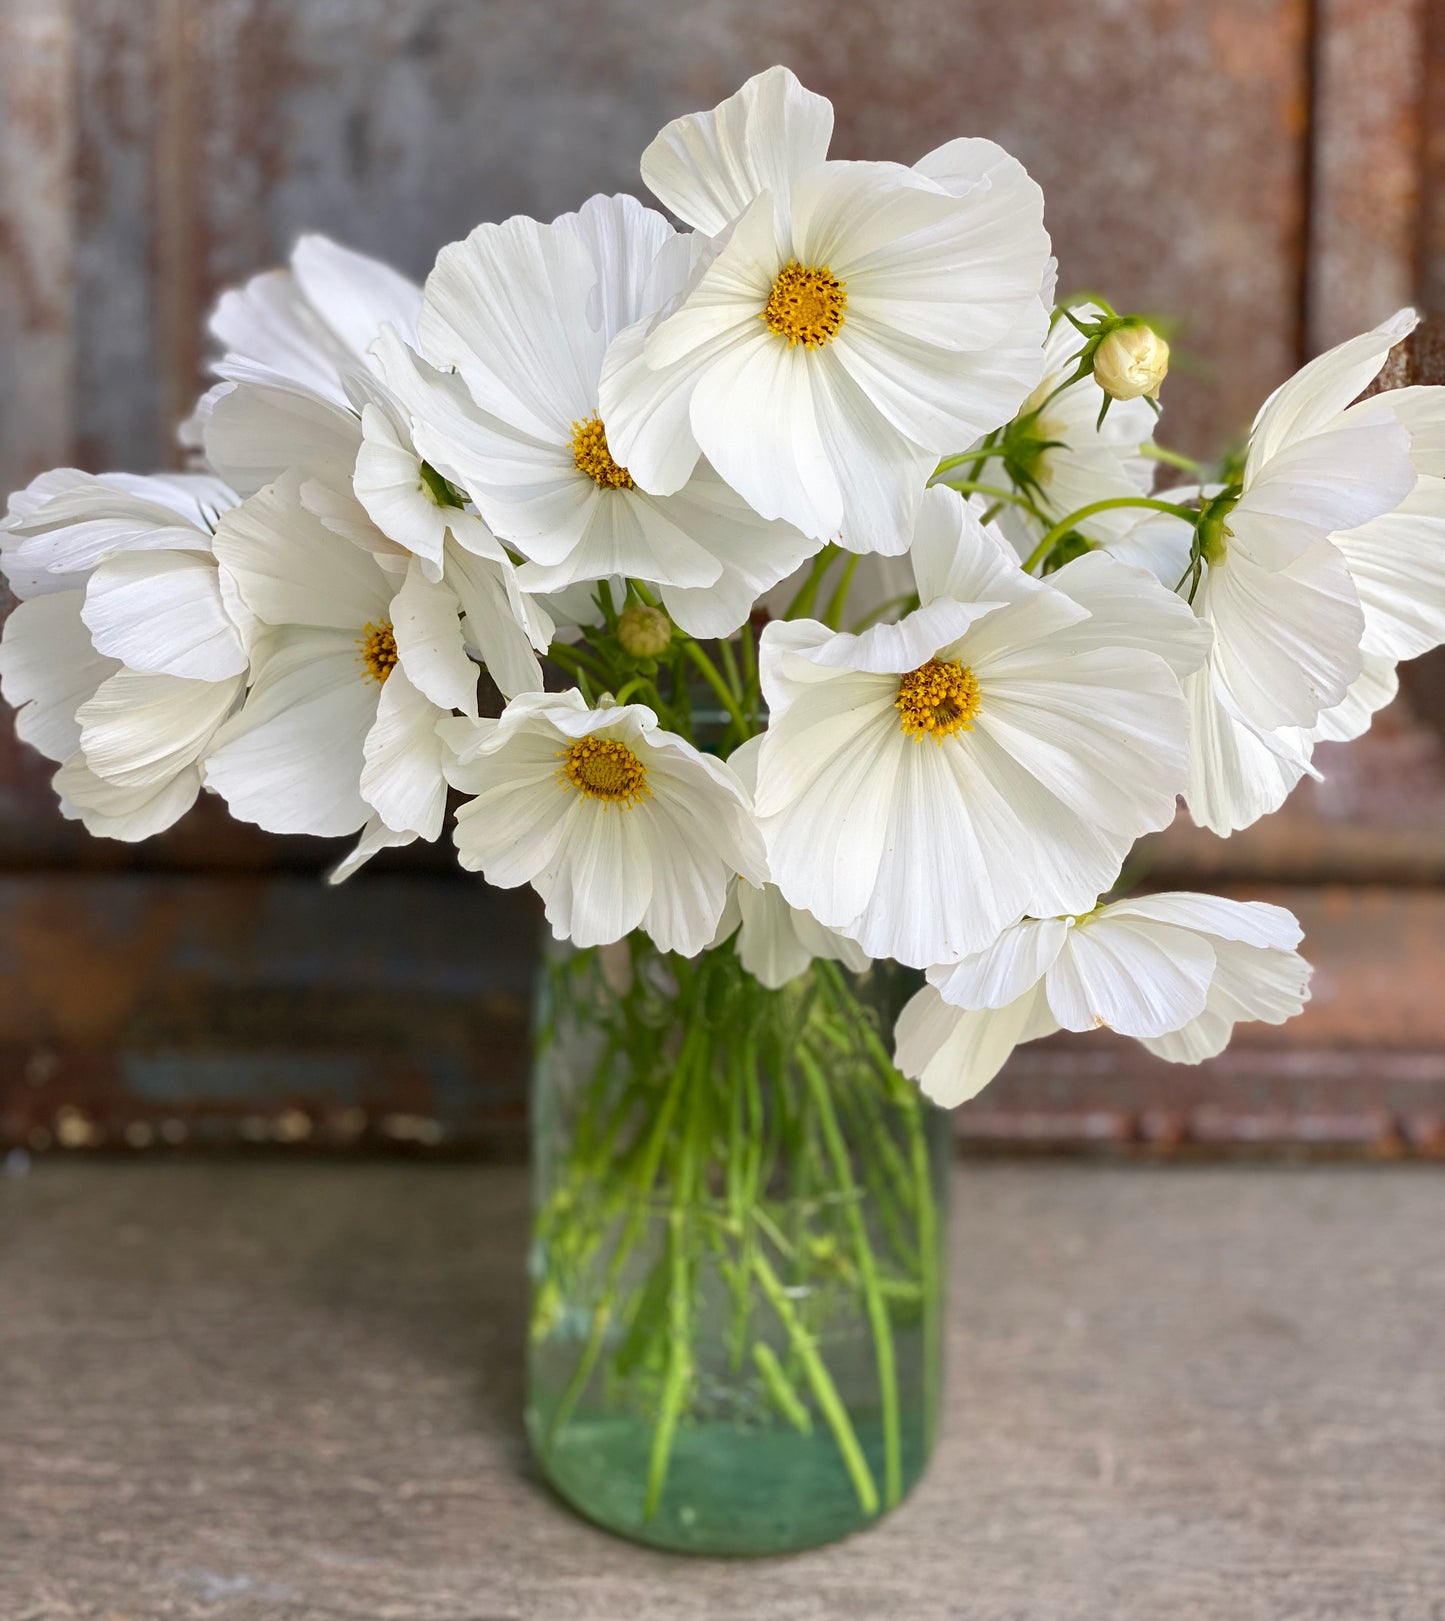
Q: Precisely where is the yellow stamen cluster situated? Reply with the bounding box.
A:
[559,733,650,807]
[358,621,398,684]
[570,415,634,489]
[895,658,982,743]
[762,260,847,349]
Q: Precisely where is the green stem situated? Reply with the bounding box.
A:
[544,1030,696,1450]
[796,1045,902,1510]
[752,1249,880,1516]
[937,478,1041,513]
[932,446,999,479]
[679,638,750,739]
[1141,443,1205,475]
[752,1341,813,1434]
[813,961,943,1448]
[782,545,838,621]
[1022,495,1199,574]
[822,553,861,630]
[644,1058,704,1519]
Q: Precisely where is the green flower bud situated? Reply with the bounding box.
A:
[617,603,673,658]
[1093,322,1170,401]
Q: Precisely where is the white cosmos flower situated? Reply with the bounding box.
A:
[206,470,451,858]
[202,233,423,414]
[597,66,1052,554]
[894,894,1310,1106]
[753,486,1207,969]
[380,191,812,638]
[0,471,247,840]
[994,302,1159,557]
[710,735,870,988]
[1122,312,1437,834]
[443,689,766,955]
[196,243,551,715]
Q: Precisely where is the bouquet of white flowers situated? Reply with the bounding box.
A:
[5,67,1442,1555]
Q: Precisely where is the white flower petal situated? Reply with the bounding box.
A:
[1142,938,1311,1064]
[353,404,452,572]
[1045,550,1213,679]
[641,65,834,236]
[1181,665,1315,836]
[1243,408,1414,535]
[927,916,1071,1009]
[290,233,422,360]
[1107,892,1304,951]
[1199,534,1364,729]
[54,754,201,843]
[560,192,675,344]
[909,486,1041,607]
[203,630,376,836]
[894,983,1057,1108]
[360,665,448,840]
[203,380,362,499]
[0,591,118,762]
[327,814,419,884]
[390,557,479,718]
[1333,479,1445,661]
[419,214,601,442]
[214,471,393,632]
[1310,652,1399,744]
[82,550,247,681]
[77,668,240,789]
[447,546,548,701]
[1246,308,1415,477]
[1044,914,1215,1037]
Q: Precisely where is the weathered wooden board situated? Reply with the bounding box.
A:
[2,1160,1441,1619]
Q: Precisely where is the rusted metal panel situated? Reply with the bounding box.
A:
[2,875,1442,1159]
[0,0,77,487]
[1307,0,1426,352]
[0,873,540,1154]
[5,0,1319,491]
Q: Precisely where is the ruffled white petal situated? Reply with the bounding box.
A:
[360,666,448,839]
[214,471,394,632]
[1181,665,1315,836]
[290,234,422,360]
[0,591,118,762]
[893,983,1057,1107]
[418,213,602,442]
[927,916,1070,1009]
[327,814,419,884]
[202,630,377,836]
[1042,913,1215,1037]
[1246,308,1415,478]
[53,754,201,843]
[81,550,247,681]
[641,65,834,236]
[1141,937,1312,1064]
[77,668,240,789]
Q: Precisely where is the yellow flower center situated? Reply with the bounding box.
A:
[762,260,847,349]
[358,621,398,684]
[895,658,982,743]
[571,415,634,490]
[559,733,650,807]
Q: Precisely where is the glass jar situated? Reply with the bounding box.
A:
[525,932,950,1555]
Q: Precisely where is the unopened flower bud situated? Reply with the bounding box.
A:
[1093,323,1170,401]
[617,603,672,658]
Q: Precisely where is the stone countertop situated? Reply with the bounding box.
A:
[2,1160,1441,1620]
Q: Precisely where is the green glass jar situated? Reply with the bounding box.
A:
[525,932,949,1555]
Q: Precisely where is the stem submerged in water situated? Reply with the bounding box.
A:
[531,938,946,1540]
